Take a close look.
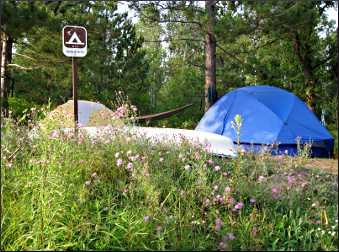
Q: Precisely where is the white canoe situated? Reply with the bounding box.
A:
[61,125,237,158]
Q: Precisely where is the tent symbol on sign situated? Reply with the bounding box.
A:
[66,32,84,45]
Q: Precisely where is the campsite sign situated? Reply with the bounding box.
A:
[62,25,87,57]
[62,25,87,135]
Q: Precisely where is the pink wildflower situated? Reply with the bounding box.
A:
[144,216,150,222]
[215,218,223,232]
[116,159,123,166]
[271,187,280,194]
[226,232,235,240]
[214,165,221,171]
[250,198,256,204]
[91,172,97,178]
[234,202,244,210]
[224,186,231,193]
[126,162,133,170]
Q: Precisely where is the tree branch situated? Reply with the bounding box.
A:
[8,64,38,71]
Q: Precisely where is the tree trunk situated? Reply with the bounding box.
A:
[1,31,13,117]
[293,32,315,111]
[204,0,217,112]
[1,31,8,117]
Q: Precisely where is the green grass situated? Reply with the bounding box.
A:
[1,116,338,251]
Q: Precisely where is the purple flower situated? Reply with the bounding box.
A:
[91,172,97,178]
[252,227,257,237]
[219,241,227,250]
[250,198,256,204]
[126,162,133,170]
[227,196,235,205]
[226,232,235,240]
[234,202,244,210]
[287,175,294,186]
[214,165,221,171]
[222,172,228,177]
[224,186,231,193]
[116,159,123,166]
[271,187,280,194]
[215,218,223,232]
[79,159,85,164]
[85,180,91,186]
[144,216,150,223]
[207,159,214,164]
[49,130,59,139]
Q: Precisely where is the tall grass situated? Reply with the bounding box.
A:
[1,112,338,250]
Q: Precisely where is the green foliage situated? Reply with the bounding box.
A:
[1,116,338,250]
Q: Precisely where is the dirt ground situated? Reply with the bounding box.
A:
[270,156,338,175]
[302,158,338,175]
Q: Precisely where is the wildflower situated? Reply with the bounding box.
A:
[123,188,128,193]
[213,185,219,191]
[234,202,244,210]
[91,172,97,178]
[287,175,294,186]
[224,186,231,193]
[156,225,162,235]
[215,218,223,232]
[159,157,164,162]
[116,159,123,166]
[219,241,227,250]
[301,182,308,188]
[252,227,257,237]
[115,152,120,158]
[49,130,59,139]
[214,165,221,171]
[79,159,85,164]
[144,216,150,223]
[226,232,235,240]
[250,198,256,204]
[126,162,133,170]
[271,187,280,194]
[227,196,235,205]
[207,159,214,164]
[258,175,266,182]
[6,163,13,168]
[222,172,228,177]
[204,145,211,152]
[184,165,190,171]
[127,150,132,156]
[131,105,138,112]
[85,180,91,186]
[203,198,210,206]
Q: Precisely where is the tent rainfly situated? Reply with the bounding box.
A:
[195,85,334,158]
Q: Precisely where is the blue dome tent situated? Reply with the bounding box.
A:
[195,85,334,157]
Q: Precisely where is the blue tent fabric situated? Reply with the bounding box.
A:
[195,85,334,157]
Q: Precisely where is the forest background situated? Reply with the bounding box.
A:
[1,0,338,140]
